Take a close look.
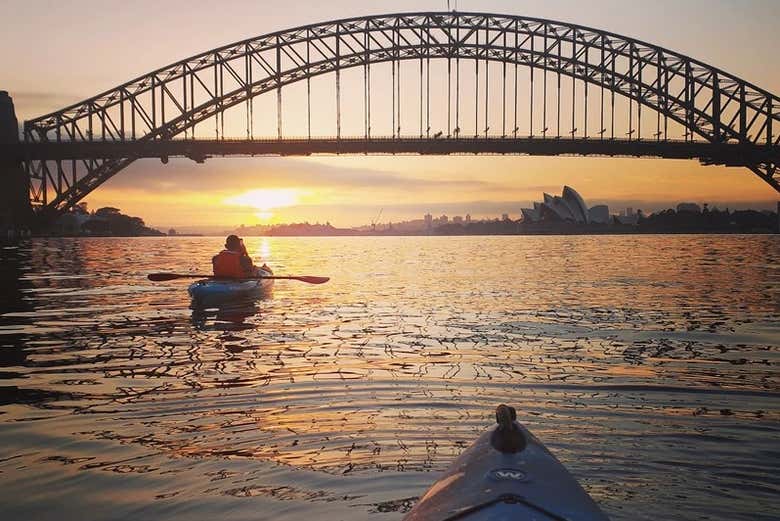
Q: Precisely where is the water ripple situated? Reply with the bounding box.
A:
[0,236,778,520]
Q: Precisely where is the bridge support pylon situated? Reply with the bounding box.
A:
[0,92,33,239]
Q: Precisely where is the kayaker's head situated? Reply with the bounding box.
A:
[225,235,242,252]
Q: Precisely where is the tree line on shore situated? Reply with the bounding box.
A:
[51,205,164,236]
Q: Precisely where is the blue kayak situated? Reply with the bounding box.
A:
[188,267,274,302]
[403,405,610,521]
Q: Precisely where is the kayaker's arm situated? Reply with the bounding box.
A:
[239,254,255,276]
[237,239,258,276]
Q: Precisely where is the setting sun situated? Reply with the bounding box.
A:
[224,188,303,220]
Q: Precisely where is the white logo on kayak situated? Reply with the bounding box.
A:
[489,469,527,481]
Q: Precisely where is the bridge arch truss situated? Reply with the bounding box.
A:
[21,11,780,217]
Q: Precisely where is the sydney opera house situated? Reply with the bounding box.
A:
[521,186,610,225]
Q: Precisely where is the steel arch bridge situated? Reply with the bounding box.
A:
[11,11,780,219]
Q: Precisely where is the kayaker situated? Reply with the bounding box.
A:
[212,235,266,278]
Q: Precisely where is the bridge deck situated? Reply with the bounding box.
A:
[5,137,777,166]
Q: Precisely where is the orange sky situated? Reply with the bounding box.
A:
[85,155,776,229]
[1,0,778,229]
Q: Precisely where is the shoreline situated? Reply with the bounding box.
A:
[19,229,779,239]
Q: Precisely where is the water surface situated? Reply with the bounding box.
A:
[0,235,778,520]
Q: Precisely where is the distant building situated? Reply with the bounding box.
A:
[501,213,510,221]
[438,215,449,224]
[588,205,610,224]
[521,207,539,222]
[677,202,701,213]
[626,207,634,217]
[453,215,463,224]
[562,186,589,223]
[424,213,433,230]
[168,228,177,236]
[542,193,575,221]
[465,214,472,223]
[521,186,604,224]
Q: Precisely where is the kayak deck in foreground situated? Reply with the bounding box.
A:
[403,405,610,521]
[188,268,274,302]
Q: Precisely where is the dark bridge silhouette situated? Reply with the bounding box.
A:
[3,11,779,224]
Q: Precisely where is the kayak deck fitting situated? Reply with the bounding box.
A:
[402,405,610,521]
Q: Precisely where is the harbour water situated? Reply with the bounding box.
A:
[0,235,778,520]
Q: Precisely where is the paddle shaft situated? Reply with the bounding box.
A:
[148,273,329,284]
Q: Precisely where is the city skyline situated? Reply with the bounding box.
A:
[100,191,773,235]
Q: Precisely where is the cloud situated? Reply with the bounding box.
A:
[587,198,779,213]
[265,200,535,222]
[100,156,509,193]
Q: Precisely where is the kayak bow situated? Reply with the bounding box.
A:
[403,405,610,521]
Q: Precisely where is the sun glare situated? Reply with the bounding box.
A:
[225,188,301,220]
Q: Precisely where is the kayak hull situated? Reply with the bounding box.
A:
[403,413,609,521]
[188,268,273,303]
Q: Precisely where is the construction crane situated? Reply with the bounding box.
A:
[371,208,383,231]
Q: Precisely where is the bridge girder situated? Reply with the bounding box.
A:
[19,12,780,217]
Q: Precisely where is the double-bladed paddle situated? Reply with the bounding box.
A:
[147,272,329,284]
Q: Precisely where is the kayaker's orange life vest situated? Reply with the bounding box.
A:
[212,250,251,278]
